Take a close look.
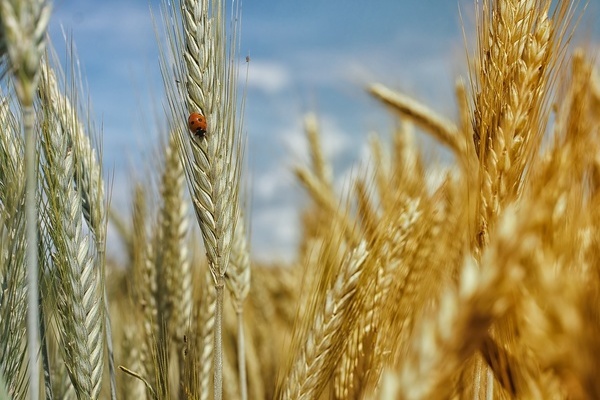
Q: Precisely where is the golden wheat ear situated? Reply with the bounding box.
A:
[278,241,369,400]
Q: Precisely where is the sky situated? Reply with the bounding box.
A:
[46,0,600,263]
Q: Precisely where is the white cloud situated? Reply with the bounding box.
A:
[251,205,300,263]
[279,113,354,166]
[254,166,295,201]
[319,115,354,160]
[246,61,291,93]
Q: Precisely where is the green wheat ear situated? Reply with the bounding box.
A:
[0,85,28,400]
[38,61,105,399]
[0,2,52,400]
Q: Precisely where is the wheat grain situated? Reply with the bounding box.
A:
[368,133,394,213]
[295,166,360,247]
[354,178,379,242]
[226,211,250,313]
[160,0,243,281]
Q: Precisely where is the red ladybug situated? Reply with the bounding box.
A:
[188,112,207,138]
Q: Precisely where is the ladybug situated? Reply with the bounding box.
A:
[188,112,207,138]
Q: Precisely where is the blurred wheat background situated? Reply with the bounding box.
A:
[1,0,600,399]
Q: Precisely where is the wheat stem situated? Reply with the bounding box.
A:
[24,104,40,400]
[213,277,224,400]
[236,310,248,400]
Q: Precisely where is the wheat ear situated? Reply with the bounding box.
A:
[397,210,523,400]
[472,0,572,251]
[0,93,28,399]
[280,242,368,400]
[128,183,155,398]
[368,83,464,157]
[39,66,104,398]
[304,112,333,191]
[0,2,51,398]
[39,56,114,399]
[156,132,192,397]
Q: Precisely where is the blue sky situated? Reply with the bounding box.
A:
[47,0,599,262]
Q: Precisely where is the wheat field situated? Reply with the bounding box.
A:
[1,0,600,399]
